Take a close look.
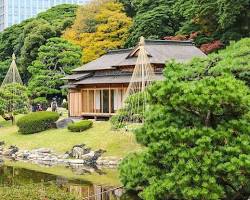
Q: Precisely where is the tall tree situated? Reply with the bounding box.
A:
[119,38,250,200]
[0,60,11,84]
[18,19,57,82]
[0,20,32,61]
[37,4,78,34]
[119,0,181,47]
[0,4,78,84]
[174,0,250,43]
[118,0,137,17]
[28,37,82,101]
[63,0,132,63]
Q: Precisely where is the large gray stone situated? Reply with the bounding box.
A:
[72,147,91,159]
[96,156,122,166]
[56,118,74,129]
[81,151,95,160]
[67,159,86,165]
[33,148,52,154]
[3,146,18,156]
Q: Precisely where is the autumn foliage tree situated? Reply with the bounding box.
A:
[63,0,132,63]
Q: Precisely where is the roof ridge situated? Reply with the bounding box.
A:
[145,39,194,45]
[107,48,133,54]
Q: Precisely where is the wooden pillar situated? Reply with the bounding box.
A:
[109,85,111,114]
[122,84,123,101]
[101,90,103,113]
[87,89,89,113]
[67,92,70,117]
[94,89,96,113]
[116,88,118,112]
[81,90,83,114]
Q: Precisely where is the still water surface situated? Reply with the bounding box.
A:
[0,162,139,200]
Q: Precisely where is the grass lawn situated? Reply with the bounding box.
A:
[0,116,142,157]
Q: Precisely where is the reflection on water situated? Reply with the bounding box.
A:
[0,165,139,200]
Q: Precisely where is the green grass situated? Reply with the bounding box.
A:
[4,160,121,185]
[0,116,142,157]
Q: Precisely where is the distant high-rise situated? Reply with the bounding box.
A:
[0,0,87,31]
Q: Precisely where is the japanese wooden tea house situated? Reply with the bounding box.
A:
[63,39,206,118]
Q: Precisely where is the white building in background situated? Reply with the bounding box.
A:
[0,0,87,31]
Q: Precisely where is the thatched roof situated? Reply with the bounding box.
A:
[73,40,206,72]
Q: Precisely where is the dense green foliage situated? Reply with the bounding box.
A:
[18,19,57,80]
[0,184,78,200]
[119,0,249,46]
[1,0,248,103]
[174,0,250,43]
[17,111,59,134]
[28,37,82,100]
[68,120,93,132]
[180,38,250,86]
[0,4,78,84]
[121,0,181,47]
[0,60,11,83]
[31,97,48,109]
[119,38,250,199]
[111,92,148,129]
[0,83,29,115]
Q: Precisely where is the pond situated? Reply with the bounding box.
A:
[0,160,139,200]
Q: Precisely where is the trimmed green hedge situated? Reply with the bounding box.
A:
[68,120,93,132]
[17,111,59,134]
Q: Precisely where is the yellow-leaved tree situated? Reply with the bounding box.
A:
[63,0,132,63]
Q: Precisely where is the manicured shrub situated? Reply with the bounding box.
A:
[17,111,59,134]
[110,91,148,129]
[110,113,126,129]
[68,120,93,132]
[0,83,29,115]
[0,184,78,200]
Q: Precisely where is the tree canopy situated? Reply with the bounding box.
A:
[0,83,29,115]
[28,37,82,101]
[119,38,250,200]
[119,0,250,47]
[174,0,250,42]
[0,4,78,84]
[121,0,181,47]
[18,19,57,81]
[63,0,132,63]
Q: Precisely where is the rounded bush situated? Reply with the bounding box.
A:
[68,120,93,132]
[17,111,60,134]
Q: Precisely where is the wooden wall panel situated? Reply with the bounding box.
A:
[89,90,94,113]
[69,91,82,117]
[82,90,88,113]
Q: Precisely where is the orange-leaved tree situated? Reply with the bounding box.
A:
[63,0,132,63]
